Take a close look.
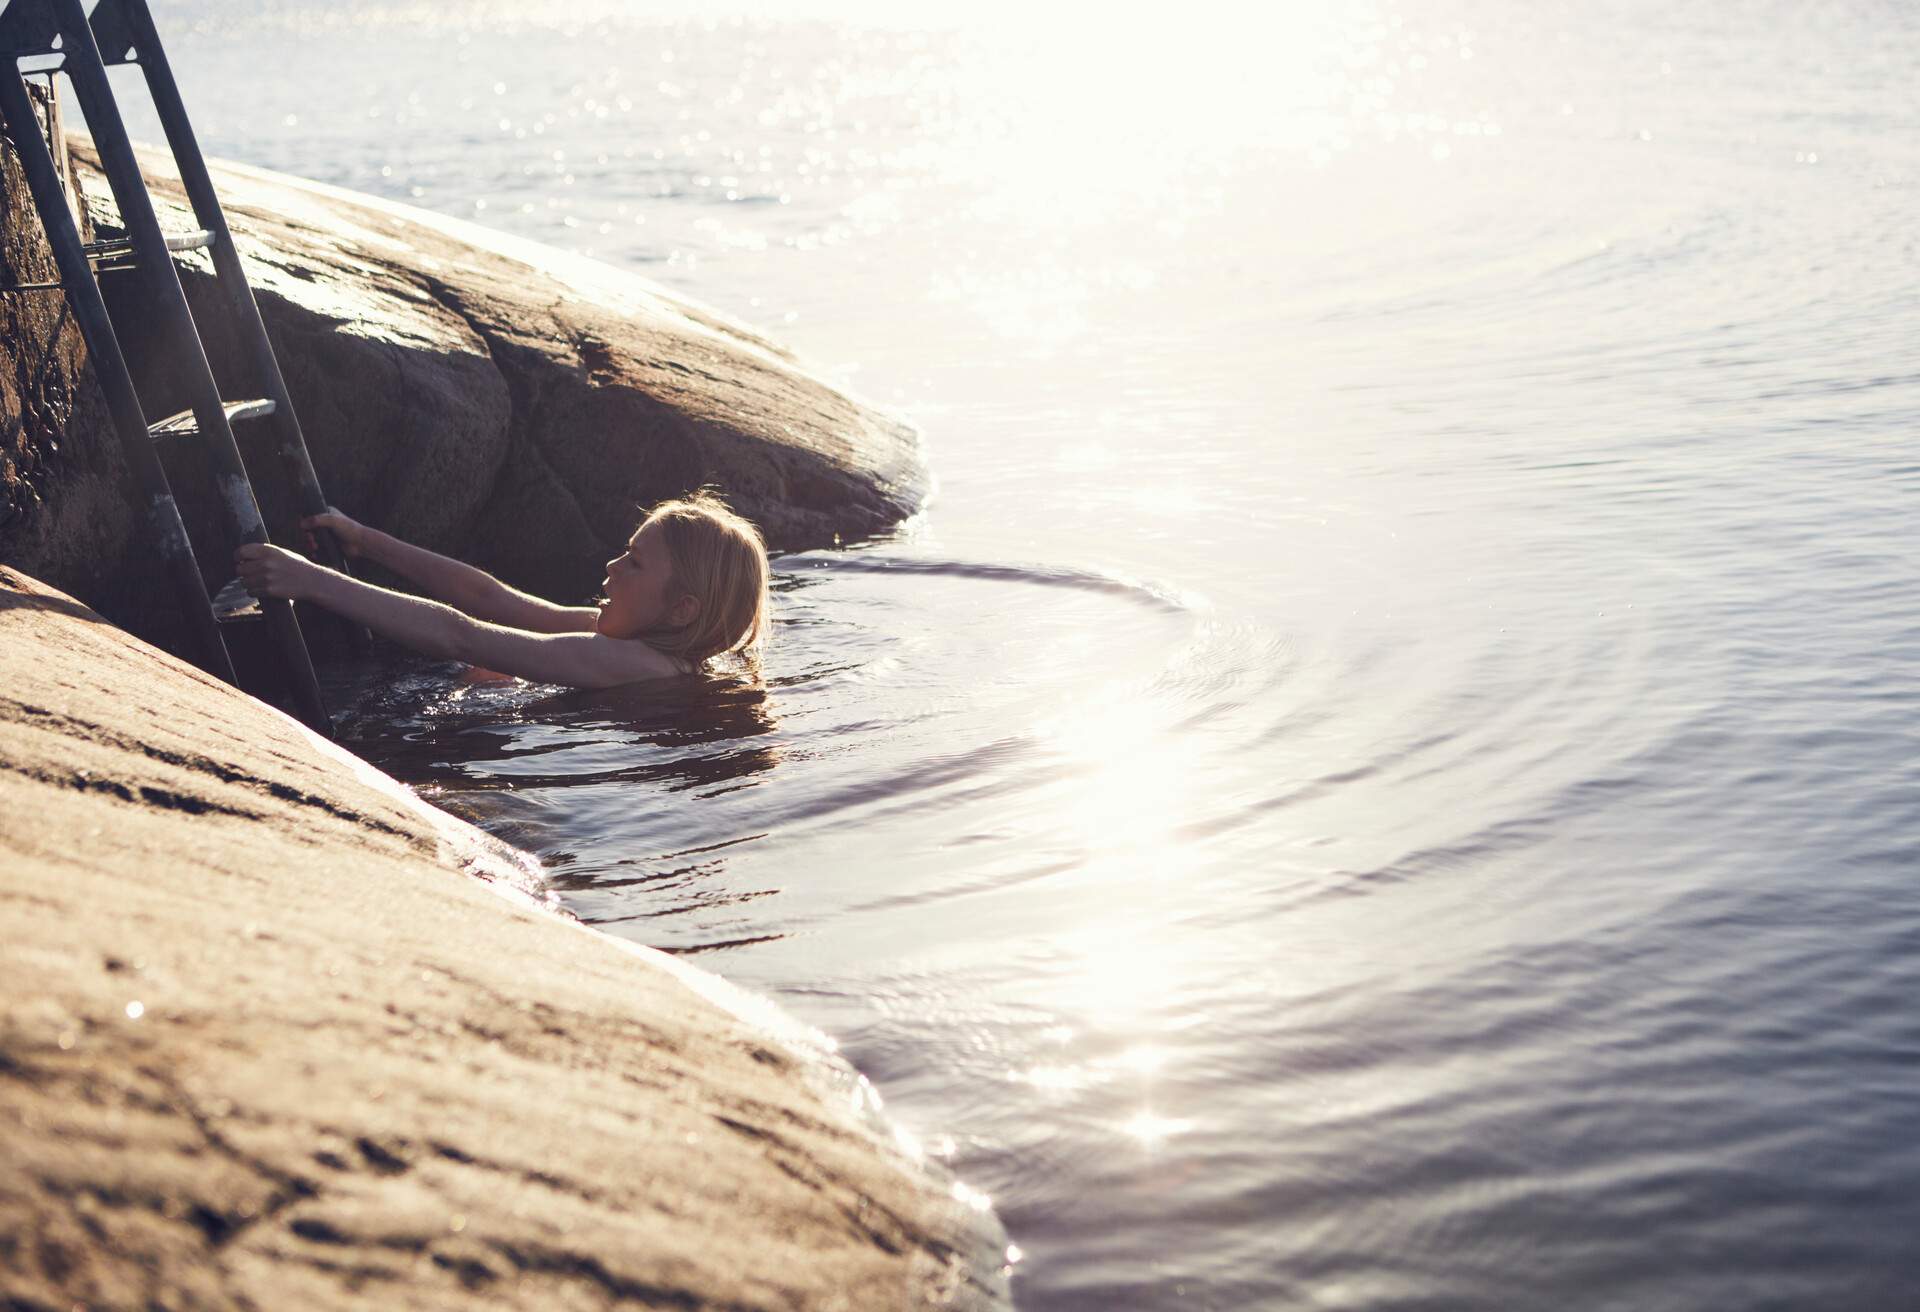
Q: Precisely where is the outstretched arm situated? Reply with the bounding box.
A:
[236,545,679,689]
[306,509,598,634]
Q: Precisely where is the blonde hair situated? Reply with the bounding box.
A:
[635,490,770,666]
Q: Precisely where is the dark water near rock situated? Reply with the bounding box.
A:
[118,1,1920,1305]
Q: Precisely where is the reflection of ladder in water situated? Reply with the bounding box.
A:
[0,0,343,734]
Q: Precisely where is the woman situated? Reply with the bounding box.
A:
[236,490,769,689]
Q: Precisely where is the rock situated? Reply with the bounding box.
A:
[1,120,925,653]
[0,565,1008,1311]
[0,85,136,642]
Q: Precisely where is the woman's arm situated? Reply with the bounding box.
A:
[306,509,598,634]
[236,545,679,689]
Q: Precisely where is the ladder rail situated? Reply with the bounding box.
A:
[0,59,236,684]
[46,0,330,732]
[96,0,353,583]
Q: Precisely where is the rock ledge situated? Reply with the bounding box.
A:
[0,566,1008,1311]
[3,125,927,651]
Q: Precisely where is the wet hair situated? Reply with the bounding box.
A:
[634,489,770,666]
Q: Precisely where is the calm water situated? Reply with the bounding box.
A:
[114,1,1920,1306]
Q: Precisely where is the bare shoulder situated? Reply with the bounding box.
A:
[539,631,686,688]
[598,633,688,683]
[457,623,686,689]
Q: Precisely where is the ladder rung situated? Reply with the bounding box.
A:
[84,229,215,257]
[210,577,262,623]
[2,231,218,291]
[148,397,276,441]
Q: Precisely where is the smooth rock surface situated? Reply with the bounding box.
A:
[0,566,1007,1311]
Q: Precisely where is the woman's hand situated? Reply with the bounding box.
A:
[301,506,369,559]
[235,542,327,602]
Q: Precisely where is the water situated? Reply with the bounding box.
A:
[110,1,1920,1305]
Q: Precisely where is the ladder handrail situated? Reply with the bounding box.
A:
[0,60,235,684]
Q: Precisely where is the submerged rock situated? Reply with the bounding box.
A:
[0,566,1007,1311]
[1,125,924,653]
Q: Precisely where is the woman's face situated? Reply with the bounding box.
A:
[596,520,678,639]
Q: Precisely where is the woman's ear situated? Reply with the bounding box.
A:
[668,593,702,627]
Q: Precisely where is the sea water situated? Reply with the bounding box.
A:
[113,1,1920,1306]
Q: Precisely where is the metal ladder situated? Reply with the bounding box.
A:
[0,0,341,734]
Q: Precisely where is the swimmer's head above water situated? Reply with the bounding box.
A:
[597,490,770,666]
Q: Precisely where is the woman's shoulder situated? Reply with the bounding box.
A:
[605,635,696,682]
